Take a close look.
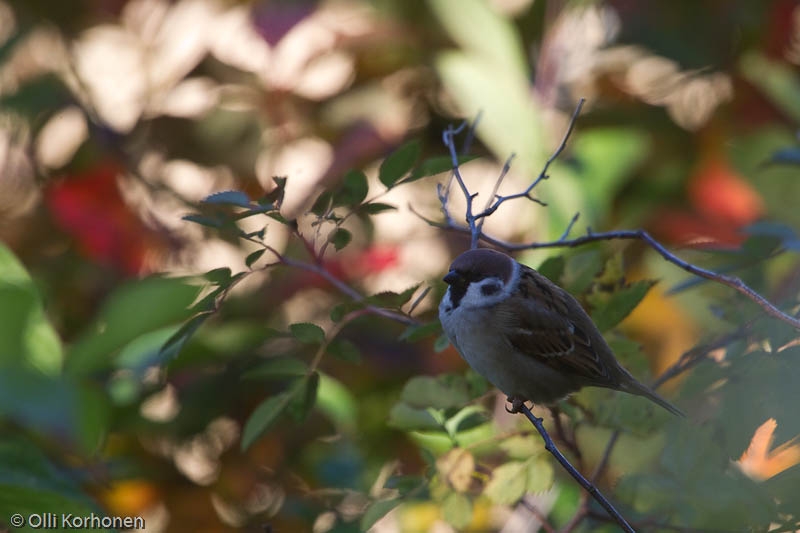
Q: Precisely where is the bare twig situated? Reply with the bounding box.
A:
[262,249,419,326]
[518,497,557,533]
[461,111,482,155]
[476,153,516,237]
[549,407,583,466]
[430,223,800,330]
[559,492,589,533]
[474,99,586,220]
[439,100,587,249]
[586,509,742,533]
[653,325,753,388]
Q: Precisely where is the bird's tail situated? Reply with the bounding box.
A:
[624,379,685,417]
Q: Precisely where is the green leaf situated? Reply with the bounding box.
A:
[500,435,542,460]
[330,228,352,251]
[432,0,544,194]
[0,244,62,374]
[0,368,109,454]
[379,140,420,188]
[0,438,104,525]
[267,212,291,225]
[442,492,473,529]
[590,280,656,333]
[245,248,266,268]
[387,475,425,496]
[326,338,362,363]
[430,0,527,80]
[405,155,478,184]
[333,169,368,207]
[240,390,294,450]
[536,255,565,284]
[434,334,450,353]
[263,176,287,205]
[316,373,358,433]
[67,277,200,375]
[203,190,249,207]
[574,128,650,217]
[526,458,554,493]
[158,312,211,362]
[399,321,441,342]
[311,191,333,216]
[444,405,489,436]
[563,250,604,295]
[202,190,251,208]
[400,375,470,410]
[367,284,421,309]
[484,461,527,505]
[387,403,441,431]
[289,322,325,344]
[117,327,179,371]
[361,202,397,214]
[243,357,309,380]
[740,52,800,123]
[240,226,267,240]
[182,213,223,228]
[360,499,401,531]
[287,372,319,422]
[204,267,232,285]
[330,301,365,322]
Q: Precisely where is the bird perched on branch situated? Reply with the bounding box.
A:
[439,248,683,416]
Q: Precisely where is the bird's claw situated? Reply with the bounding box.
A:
[505,396,526,414]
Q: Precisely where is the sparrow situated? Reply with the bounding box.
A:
[438,248,683,416]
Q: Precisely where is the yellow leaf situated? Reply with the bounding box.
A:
[436,448,475,492]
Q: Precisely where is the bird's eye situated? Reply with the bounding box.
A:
[481,281,501,296]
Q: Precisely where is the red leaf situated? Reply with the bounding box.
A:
[46,163,163,274]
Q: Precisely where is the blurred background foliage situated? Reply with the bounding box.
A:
[1,0,800,531]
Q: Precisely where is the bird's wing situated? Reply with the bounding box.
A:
[497,268,614,385]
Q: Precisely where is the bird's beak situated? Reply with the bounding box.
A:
[443,271,460,285]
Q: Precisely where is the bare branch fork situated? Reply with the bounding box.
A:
[440,100,585,249]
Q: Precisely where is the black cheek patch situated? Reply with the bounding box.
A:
[449,285,467,308]
[481,282,501,296]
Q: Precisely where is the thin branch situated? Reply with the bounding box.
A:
[518,497,557,533]
[586,510,742,533]
[558,492,589,533]
[653,323,753,388]
[433,223,800,331]
[478,97,584,213]
[512,230,799,329]
[558,213,580,241]
[512,402,635,533]
[590,431,621,484]
[461,111,481,155]
[549,406,583,467]
[442,122,480,248]
[476,153,516,237]
[277,255,419,325]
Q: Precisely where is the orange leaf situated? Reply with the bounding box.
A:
[737,418,800,481]
[689,159,763,226]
